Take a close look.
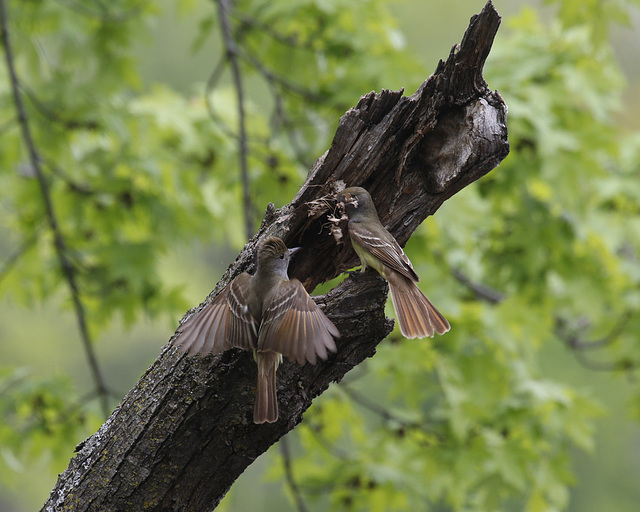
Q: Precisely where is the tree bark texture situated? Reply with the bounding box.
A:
[43,2,508,510]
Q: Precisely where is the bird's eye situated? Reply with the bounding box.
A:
[279,254,285,259]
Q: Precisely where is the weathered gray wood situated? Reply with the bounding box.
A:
[42,2,508,510]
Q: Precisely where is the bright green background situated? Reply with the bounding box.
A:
[1,0,639,510]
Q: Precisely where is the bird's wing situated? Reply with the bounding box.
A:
[258,280,339,365]
[348,222,419,282]
[174,273,258,356]
[224,273,260,351]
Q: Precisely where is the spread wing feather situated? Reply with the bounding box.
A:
[259,280,339,365]
[174,273,258,356]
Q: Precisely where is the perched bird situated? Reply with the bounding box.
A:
[337,186,450,339]
[173,237,339,423]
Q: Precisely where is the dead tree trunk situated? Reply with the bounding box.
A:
[42,2,508,510]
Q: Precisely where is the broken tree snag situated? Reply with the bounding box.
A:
[283,1,508,290]
[42,2,507,511]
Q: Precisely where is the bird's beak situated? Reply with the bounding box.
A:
[287,247,302,258]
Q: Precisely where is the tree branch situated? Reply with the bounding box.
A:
[42,2,508,510]
[556,315,637,371]
[215,0,254,241]
[233,12,317,52]
[240,47,325,103]
[452,268,505,304]
[21,83,100,131]
[340,383,421,430]
[453,264,638,373]
[0,0,110,418]
[280,436,308,512]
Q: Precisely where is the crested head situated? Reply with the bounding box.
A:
[256,237,300,279]
[338,186,379,221]
[258,237,289,262]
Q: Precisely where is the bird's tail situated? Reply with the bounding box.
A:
[387,273,450,339]
[254,351,282,424]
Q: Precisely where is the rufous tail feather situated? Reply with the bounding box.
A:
[387,274,450,339]
[254,351,281,423]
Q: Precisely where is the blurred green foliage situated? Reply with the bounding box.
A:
[0,0,639,511]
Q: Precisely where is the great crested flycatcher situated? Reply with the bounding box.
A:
[173,237,339,423]
[337,186,450,339]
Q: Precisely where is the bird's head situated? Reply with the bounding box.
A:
[337,186,378,221]
[257,237,301,276]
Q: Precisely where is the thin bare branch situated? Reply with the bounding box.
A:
[557,314,632,351]
[453,268,637,372]
[44,160,95,196]
[302,421,351,460]
[265,74,314,168]
[240,47,325,104]
[280,436,309,512]
[21,84,100,130]
[556,315,637,372]
[0,0,110,417]
[233,12,316,51]
[572,351,635,372]
[452,268,505,304]
[340,383,422,430]
[215,0,254,241]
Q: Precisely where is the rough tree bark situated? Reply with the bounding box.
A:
[42,2,508,510]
